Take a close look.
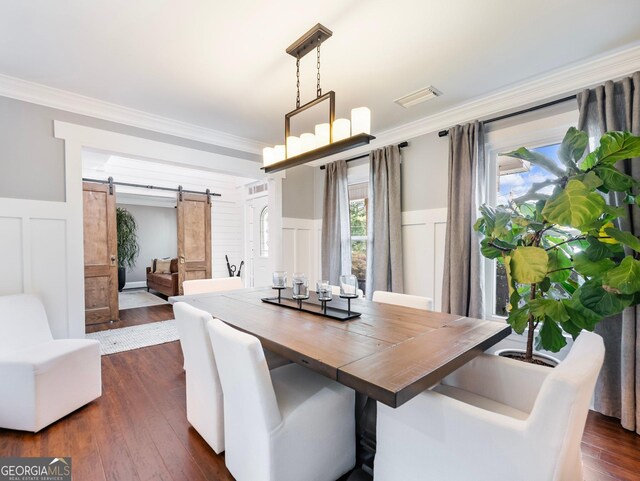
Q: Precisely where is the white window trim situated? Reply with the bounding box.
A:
[483,109,577,322]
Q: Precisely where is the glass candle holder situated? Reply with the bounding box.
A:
[272,271,287,289]
[339,275,359,298]
[292,273,309,300]
[316,281,332,301]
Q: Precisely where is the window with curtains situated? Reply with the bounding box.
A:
[484,109,577,320]
[492,143,563,316]
[349,181,368,293]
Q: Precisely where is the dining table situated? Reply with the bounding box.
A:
[169,286,511,475]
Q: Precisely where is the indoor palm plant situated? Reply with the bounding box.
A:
[116,207,140,291]
[475,128,640,364]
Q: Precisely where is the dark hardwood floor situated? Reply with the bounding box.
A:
[2,313,639,480]
[86,303,174,333]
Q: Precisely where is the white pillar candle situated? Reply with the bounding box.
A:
[300,133,316,153]
[351,107,371,135]
[286,136,301,157]
[263,147,275,166]
[315,123,330,147]
[332,118,351,141]
[274,145,286,162]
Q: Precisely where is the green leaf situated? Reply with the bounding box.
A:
[547,249,572,282]
[561,318,583,340]
[604,227,640,253]
[595,165,636,192]
[589,131,640,167]
[542,179,605,228]
[507,306,530,334]
[558,127,588,171]
[494,209,511,237]
[603,256,640,295]
[536,319,568,353]
[510,246,549,284]
[584,236,617,261]
[563,292,602,331]
[602,204,628,218]
[500,147,566,177]
[579,171,604,190]
[538,277,551,292]
[480,238,504,259]
[573,252,616,278]
[529,298,570,323]
[579,279,632,317]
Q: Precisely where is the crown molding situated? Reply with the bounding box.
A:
[0,73,266,155]
[375,42,640,145]
[311,42,640,166]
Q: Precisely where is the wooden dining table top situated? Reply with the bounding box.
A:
[170,287,511,408]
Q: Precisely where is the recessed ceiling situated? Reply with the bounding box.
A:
[1,0,639,145]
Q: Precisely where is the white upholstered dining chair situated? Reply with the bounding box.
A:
[173,302,225,453]
[182,276,244,295]
[375,331,604,481]
[0,294,102,432]
[207,317,356,481]
[372,290,433,310]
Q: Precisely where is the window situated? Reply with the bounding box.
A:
[260,206,269,257]
[349,182,368,293]
[492,142,563,317]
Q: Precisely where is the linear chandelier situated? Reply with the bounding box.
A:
[262,24,375,173]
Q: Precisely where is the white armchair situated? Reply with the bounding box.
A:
[182,277,244,295]
[372,291,433,310]
[0,294,102,432]
[173,302,225,453]
[207,316,356,481]
[375,331,605,481]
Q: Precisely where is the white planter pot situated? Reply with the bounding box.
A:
[494,348,560,367]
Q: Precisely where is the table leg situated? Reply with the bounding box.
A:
[353,393,376,478]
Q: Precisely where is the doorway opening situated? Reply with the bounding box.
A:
[81,148,262,333]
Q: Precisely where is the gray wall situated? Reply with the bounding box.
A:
[0,95,260,202]
[282,164,316,219]
[400,131,449,211]
[117,203,178,283]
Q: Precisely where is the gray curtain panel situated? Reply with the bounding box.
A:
[577,71,640,433]
[365,145,404,299]
[321,159,352,285]
[441,121,485,318]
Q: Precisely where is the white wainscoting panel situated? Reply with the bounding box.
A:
[281,218,321,284]
[401,208,448,311]
[0,198,79,338]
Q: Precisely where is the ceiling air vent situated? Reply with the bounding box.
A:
[248,183,268,196]
[394,86,442,108]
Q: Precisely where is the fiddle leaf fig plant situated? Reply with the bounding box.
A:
[475,128,640,362]
[116,207,140,269]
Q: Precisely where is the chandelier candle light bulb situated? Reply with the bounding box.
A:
[315,123,331,146]
[263,147,275,166]
[286,136,302,158]
[274,145,286,162]
[300,133,316,153]
[351,107,371,135]
[332,118,351,141]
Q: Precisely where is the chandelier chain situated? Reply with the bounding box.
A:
[316,37,321,98]
[295,56,301,109]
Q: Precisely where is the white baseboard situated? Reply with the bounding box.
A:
[124,281,147,290]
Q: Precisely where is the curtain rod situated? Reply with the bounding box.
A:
[437,95,577,137]
[319,141,409,170]
[82,177,222,197]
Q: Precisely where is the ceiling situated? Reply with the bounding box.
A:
[1,0,639,145]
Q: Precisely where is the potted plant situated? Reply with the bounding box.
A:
[475,128,640,365]
[116,207,140,292]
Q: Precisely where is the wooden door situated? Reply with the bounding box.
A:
[83,182,119,325]
[177,192,212,294]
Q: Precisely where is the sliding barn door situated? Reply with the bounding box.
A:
[83,182,119,325]
[177,192,212,294]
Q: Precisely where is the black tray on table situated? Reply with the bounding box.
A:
[261,290,361,321]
